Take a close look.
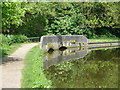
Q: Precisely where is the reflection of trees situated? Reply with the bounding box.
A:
[91,48,120,62]
[43,48,119,88]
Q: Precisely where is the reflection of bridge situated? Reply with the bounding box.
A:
[40,35,120,69]
[40,35,88,52]
[43,47,90,69]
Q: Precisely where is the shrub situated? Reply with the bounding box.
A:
[10,34,28,43]
[0,34,28,58]
[0,34,28,45]
[0,34,10,46]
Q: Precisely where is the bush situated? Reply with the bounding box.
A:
[0,34,28,58]
[0,34,10,46]
[0,34,28,45]
[10,35,28,43]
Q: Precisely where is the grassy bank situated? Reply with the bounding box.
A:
[89,38,119,43]
[22,45,52,88]
[21,38,120,88]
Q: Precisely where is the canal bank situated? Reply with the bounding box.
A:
[88,41,120,48]
[22,40,120,88]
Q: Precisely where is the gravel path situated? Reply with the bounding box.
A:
[0,43,39,88]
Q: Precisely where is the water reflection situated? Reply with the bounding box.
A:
[43,47,120,88]
[43,47,90,69]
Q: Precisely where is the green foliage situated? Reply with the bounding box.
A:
[73,2,120,28]
[0,34,10,45]
[1,34,28,45]
[22,45,52,88]
[0,34,10,58]
[18,13,47,37]
[2,2,120,38]
[0,34,28,58]
[45,2,120,38]
[9,35,28,43]
[0,2,2,33]
[2,2,25,32]
[46,14,86,35]
[15,2,50,37]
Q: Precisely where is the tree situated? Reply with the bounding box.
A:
[2,2,25,33]
[2,2,120,38]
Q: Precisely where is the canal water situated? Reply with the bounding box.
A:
[43,47,120,88]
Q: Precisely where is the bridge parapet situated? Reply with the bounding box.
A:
[40,35,88,52]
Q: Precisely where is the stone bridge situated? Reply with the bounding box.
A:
[40,35,88,52]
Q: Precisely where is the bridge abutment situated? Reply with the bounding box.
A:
[40,35,88,52]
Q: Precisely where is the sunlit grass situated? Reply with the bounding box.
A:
[89,38,119,43]
[22,45,52,88]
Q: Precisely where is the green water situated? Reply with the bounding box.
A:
[43,47,120,88]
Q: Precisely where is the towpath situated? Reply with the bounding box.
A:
[0,43,39,88]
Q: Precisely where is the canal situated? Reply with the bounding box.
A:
[43,46,120,88]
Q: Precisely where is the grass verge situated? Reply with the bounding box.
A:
[89,38,119,42]
[22,45,52,88]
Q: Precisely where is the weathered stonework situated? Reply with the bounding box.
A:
[40,35,88,52]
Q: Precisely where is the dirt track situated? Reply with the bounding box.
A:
[0,43,39,88]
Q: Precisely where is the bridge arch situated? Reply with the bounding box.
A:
[59,46,67,51]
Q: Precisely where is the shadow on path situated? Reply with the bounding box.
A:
[0,56,22,65]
